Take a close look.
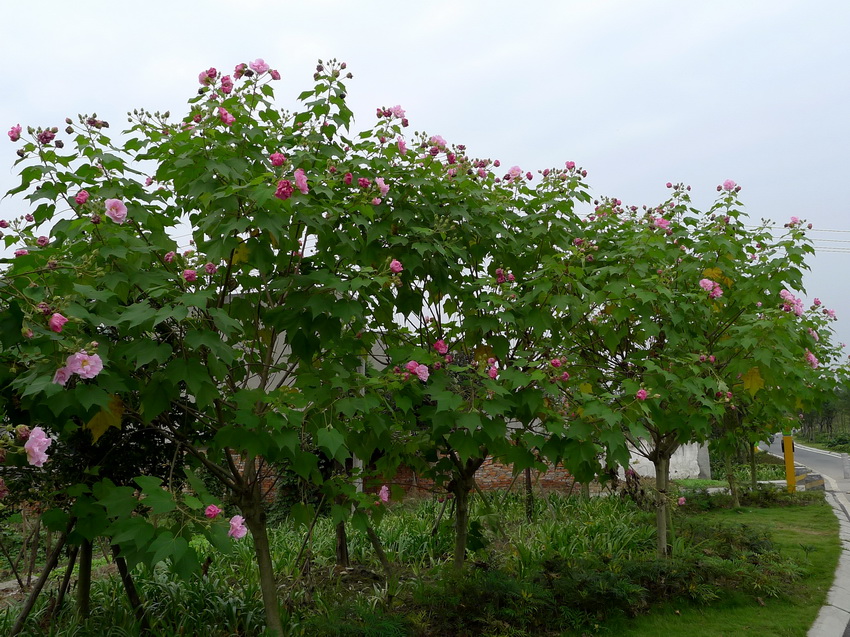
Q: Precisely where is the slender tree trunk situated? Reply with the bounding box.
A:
[243,506,283,636]
[653,454,670,558]
[53,546,78,619]
[111,547,149,634]
[77,538,92,619]
[365,525,391,577]
[724,454,740,508]
[580,482,591,499]
[524,468,534,522]
[335,519,350,568]
[451,474,474,571]
[749,443,757,491]
[26,517,40,585]
[0,532,24,590]
[10,519,72,637]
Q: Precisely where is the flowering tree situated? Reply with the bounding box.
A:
[561,182,848,555]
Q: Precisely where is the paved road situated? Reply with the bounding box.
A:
[763,437,850,637]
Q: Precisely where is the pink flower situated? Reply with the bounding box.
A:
[36,235,49,247]
[722,179,736,191]
[52,366,71,386]
[270,69,281,80]
[397,136,407,154]
[0,220,8,228]
[805,349,819,369]
[204,263,217,274]
[104,199,128,225]
[358,177,371,189]
[294,168,309,194]
[14,249,28,257]
[218,107,235,126]
[343,172,353,186]
[814,298,822,306]
[204,504,222,519]
[789,216,800,226]
[390,259,403,274]
[560,371,570,381]
[75,190,89,205]
[565,161,576,170]
[653,217,670,230]
[48,313,68,333]
[708,355,716,363]
[698,279,715,292]
[164,251,175,263]
[376,177,389,197]
[183,269,197,282]
[405,360,420,374]
[709,286,723,299]
[825,308,837,319]
[415,364,429,382]
[371,197,382,205]
[270,152,286,166]
[429,135,446,148]
[234,63,247,79]
[636,389,648,401]
[678,497,686,506]
[198,67,217,85]
[390,105,405,118]
[220,75,233,95]
[24,427,52,467]
[249,58,270,74]
[550,359,562,368]
[8,124,21,142]
[66,351,103,379]
[228,515,248,539]
[378,484,390,503]
[488,366,498,379]
[434,339,448,355]
[275,179,293,201]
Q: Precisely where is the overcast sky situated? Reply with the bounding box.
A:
[2,0,849,352]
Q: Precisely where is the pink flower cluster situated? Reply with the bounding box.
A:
[404,360,429,382]
[805,349,819,369]
[636,389,648,401]
[486,357,499,380]
[779,289,804,316]
[390,259,403,274]
[49,313,68,333]
[205,504,222,519]
[53,351,104,386]
[104,199,128,225]
[433,339,448,355]
[228,514,248,538]
[652,217,670,230]
[378,484,390,504]
[24,426,52,467]
[698,278,722,299]
[495,268,515,284]
[218,107,235,127]
[8,124,21,142]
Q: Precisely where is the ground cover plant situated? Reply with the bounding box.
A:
[0,490,836,636]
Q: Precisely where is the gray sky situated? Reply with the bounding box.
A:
[2,0,849,353]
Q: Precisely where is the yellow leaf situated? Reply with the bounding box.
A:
[473,345,494,366]
[702,267,733,287]
[230,241,250,265]
[579,383,593,394]
[85,395,124,443]
[742,367,765,397]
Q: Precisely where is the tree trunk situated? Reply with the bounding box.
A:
[243,506,283,636]
[451,474,474,571]
[77,538,92,618]
[335,520,350,568]
[724,454,740,508]
[10,519,72,637]
[111,547,149,634]
[53,546,78,619]
[749,443,757,491]
[524,468,534,522]
[580,482,590,499]
[653,454,670,558]
[365,525,391,577]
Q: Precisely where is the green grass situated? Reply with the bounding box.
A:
[604,501,840,636]
[0,492,840,636]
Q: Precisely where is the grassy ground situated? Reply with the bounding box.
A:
[605,502,840,637]
[0,491,840,636]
